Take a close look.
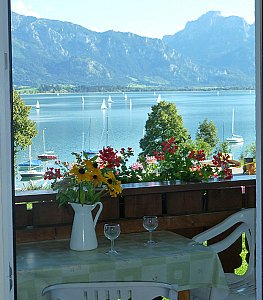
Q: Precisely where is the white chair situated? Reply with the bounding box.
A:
[42,281,178,300]
[190,208,256,300]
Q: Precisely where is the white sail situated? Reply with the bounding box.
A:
[108,96,113,103]
[231,109,235,135]
[36,100,40,109]
[101,99,107,110]
[157,94,161,103]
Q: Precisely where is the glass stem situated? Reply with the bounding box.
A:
[111,239,115,251]
[149,231,153,242]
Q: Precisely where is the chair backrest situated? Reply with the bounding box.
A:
[42,281,178,300]
[192,208,255,277]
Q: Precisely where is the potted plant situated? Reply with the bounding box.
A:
[44,152,122,251]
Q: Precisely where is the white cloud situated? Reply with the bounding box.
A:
[12,0,41,18]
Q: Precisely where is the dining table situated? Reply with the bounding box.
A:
[16,231,229,300]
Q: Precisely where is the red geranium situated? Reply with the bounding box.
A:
[212,152,233,179]
[44,167,63,180]
[162,137,178,154]
[99,146,121,169]
[188,149,206,161]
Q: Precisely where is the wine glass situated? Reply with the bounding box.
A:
[104,223,121,254]
[143,216,158,245]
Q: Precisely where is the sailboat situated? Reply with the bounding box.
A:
[101,99,107,110]
[19,158,42,171]
[83,118,99,158]
[226,109,244,143]
[156,94,161,103]
[36,100,40,109]
[108,95,113,103]
[97,114,109,148]
[20,145,44,179]
[38,129,57,160]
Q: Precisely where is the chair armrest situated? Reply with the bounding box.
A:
[193,223,249,253]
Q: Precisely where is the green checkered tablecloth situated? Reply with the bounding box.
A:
[16,231,228,300]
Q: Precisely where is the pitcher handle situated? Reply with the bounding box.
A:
[92,201,103,228]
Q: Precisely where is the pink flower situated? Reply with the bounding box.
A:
[131,162,144,171]
[146,156,157,164]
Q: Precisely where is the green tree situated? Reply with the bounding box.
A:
[195,139,212,158]
[217,141,230,154]
[13,90,38,157]
[244,142,256,159]
[139,101,189,156]
[196,119,219,149]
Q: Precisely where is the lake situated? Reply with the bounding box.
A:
[16,90,256,188]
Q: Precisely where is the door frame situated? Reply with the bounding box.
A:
[255,0,263,299]
[0,0,15,299]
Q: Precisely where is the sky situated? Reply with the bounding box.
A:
[11,0,255,38]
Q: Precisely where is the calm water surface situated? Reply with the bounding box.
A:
[16,90,256,188]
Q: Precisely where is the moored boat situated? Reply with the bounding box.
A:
[20,145,44,179]
[19,159,42,170]
[20,169,45,179]
[36,100,40,109]
[83,148,99,158]
[37,152,57,160]
[38,129,57,160]
[101,99,107,110]
[226,109,244,143]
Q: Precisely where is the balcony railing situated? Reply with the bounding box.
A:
[15,175,256,273]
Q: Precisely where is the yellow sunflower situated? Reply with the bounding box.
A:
[69,164,89,182]
[108,183,122,197]
[86,168,104,187]
[84,159,99,171]
[105,171,122,196]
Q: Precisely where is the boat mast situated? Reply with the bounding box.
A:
[88,118,91,150]
[231,109,235,136]
[42,129,46,153]
[106,115,109,146]
[81,131,85,158]
[29,145,32,170]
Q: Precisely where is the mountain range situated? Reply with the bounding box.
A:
[11,11,255,89]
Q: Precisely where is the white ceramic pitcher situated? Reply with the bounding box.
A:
[70,202,103,251]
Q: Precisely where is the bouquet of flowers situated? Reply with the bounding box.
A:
[44,152,122,207]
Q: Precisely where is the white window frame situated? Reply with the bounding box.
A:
[0,0,15,299]
[255,0,263,299]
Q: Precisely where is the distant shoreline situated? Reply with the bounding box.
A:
[16,85,256,95]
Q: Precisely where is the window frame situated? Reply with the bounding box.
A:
[255,0,263,298]
[0,0,15,298]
